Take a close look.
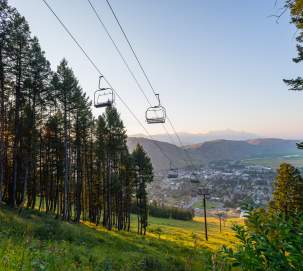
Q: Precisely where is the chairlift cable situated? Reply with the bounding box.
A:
[104,0,196,169]
[41,0,173,166]
[86,0,178,147]
[105,0,157,97]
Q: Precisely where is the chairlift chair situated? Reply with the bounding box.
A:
[94,76,115,108]
[145,94,166,124]
[190,172,199,183]
[168,170,178,179]
[167,161,178,179]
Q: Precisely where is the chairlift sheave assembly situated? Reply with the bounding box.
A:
[145,94,166,124]
[94,75,115,108]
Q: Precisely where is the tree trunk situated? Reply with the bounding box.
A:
[63,104,69,220]
[0,45,5,204]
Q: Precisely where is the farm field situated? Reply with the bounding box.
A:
[241,155,303,169]
[0,206,242,271]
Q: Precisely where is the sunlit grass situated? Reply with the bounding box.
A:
[0,206,242,270]
[145,216,243,251]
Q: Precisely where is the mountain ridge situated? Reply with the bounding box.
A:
[127,137,302,171]
[129,129,259,146]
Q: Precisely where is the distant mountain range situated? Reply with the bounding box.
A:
[127,137,302,171]
[130,129,259,146]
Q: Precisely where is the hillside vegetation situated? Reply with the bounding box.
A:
[0,206,242,271]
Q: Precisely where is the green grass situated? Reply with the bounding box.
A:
[0,206,242,270]
[145,216,242,251]
[192,200,219,210]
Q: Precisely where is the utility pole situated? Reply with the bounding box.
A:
[199,188,209,241]
[216,212,225,233]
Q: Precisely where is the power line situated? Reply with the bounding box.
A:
[41,0,173,165]
[86,0,179,149]
[105,0,196,168]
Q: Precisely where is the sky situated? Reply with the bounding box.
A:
[8,0,303,139]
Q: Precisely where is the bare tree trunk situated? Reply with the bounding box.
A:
[76,132,82,223]
[108,160,112,230]
[63,106,69,220]
[19,160,29,209]
[0,45,5,204]
[11,44,23,207]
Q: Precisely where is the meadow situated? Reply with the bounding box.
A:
[0,206,242,271]
[241,155,303,169]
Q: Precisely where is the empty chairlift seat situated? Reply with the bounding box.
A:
[94,76,115,108]
[167,162,178,178]
[168,168,178,179]
[145,94,166,124]
[190,172,199,183]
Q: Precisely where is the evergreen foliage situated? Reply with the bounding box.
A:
[269,163,303,219]
[216,162,303,270]
[132,144,153,235]
[0,0,153,232]
[148,204,193,221]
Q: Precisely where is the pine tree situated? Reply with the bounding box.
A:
[132,144,153,235]
[52,59,78,220]
[0,0,11,204]
[102,106,128,230]
[7,8,31,207]
[0,0,154,236]
[21,37,51,209]
[95,115,107,225]
[269,163,303,219]
[73,87,91,222]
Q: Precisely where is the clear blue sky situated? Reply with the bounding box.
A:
[9,0,303,139]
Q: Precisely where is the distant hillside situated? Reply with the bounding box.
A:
[127,137,200,171]
[127,137,301,171]
[188,140,257,161]
[130,129,259,146]
[189,138,301,161]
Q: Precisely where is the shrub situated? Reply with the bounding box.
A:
[170,207,193,221]
[216,208,303,270]
[148,205,193,221]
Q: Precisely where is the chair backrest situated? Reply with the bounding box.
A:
[94,88,114,108]
[145,105,166,124]
[94,75,115,108]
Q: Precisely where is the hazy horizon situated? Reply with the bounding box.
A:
[9,0,303,140]
[129,128,302,140]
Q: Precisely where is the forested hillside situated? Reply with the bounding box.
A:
[0,0,152,233]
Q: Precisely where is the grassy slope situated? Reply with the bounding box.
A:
[148,216,242,251]
[0,207,242,271]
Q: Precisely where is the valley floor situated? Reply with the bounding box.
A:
[0,207,242,271]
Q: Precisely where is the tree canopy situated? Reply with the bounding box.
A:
[0,0,153,233]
